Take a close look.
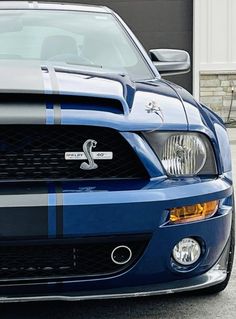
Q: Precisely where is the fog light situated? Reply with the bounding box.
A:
[170,200,219,224]
[172,238,201,266]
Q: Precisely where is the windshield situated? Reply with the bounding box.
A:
[0,10,153,81]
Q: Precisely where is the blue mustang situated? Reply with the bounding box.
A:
[0,1,234,302]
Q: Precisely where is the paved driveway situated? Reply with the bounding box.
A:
[0,131,236,319]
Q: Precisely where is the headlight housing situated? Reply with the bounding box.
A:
[143,132,217,177]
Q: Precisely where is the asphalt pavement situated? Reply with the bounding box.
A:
[0,130,236,319]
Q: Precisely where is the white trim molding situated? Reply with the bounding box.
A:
[193,0,236,100]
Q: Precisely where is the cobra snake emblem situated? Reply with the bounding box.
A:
[80,139,98,170]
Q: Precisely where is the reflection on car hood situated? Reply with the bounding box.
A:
[0,60,191,131]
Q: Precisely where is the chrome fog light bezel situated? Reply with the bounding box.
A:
[172,237,201,266]
[111,245,133,265]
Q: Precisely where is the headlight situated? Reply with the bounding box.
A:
[143,132,217,177]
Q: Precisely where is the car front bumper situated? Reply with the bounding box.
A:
[0,176,233,302]
[0,264,228,303]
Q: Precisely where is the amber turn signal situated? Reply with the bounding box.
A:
[170,200,219,224]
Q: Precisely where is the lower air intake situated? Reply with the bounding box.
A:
[0,235,150,283]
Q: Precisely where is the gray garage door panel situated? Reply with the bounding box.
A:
[47,0,193,92]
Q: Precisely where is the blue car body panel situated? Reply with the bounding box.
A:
[0,1,234,302]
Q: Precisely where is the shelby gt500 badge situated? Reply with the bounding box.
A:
[65,139,113,170]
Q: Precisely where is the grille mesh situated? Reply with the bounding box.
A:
[0,125,148,181]
[0,236,150,282]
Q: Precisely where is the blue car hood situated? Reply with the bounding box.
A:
[0,60,188,131]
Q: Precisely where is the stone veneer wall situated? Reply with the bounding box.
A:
[200,72,236,122]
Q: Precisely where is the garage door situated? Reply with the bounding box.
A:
[52,0,193,93]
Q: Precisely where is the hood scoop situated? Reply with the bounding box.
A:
[0,93,125,115]
[0,61,136,115]
[42,65,136,115]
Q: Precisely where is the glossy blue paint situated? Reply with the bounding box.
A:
[61,177,231,237]
[0,1,234,300]
[0,193,232,297]
[58,76,187,131]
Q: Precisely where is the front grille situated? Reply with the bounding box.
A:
[0,125,148,181]
[0,235,150,282]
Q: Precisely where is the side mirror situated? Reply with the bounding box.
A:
[149,49,191,76]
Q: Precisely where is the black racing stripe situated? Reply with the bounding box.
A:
[0,103,46,125]
[0,61,45,94]
[0,183,48,239]
[48,66,60,94]
[48,66,62,124]
[0,207,48,239]
[0,59,47,124]
[54,104,62,125]
[55,183,63,237]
